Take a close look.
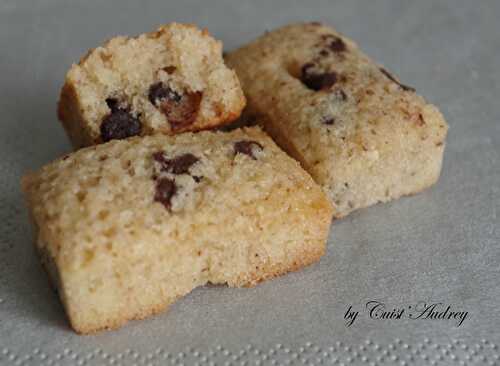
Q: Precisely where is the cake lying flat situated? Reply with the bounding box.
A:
[22,127,332,333]
[226,23,448,217]
[58,23,246,148]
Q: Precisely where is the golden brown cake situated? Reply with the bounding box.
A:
[226,22,448,217]
[22,127,332,333]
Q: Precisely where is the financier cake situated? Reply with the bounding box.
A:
[22,127,333,333]
[58,23,246,148]
[226,22,448,217]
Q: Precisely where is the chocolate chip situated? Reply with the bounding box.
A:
[154,177,177,211]
[169,153,199,174]
[152,151,167,164]
[153,152,200,175]
[303,71,338,91]
[301,63,338,91]
[100,102,142,142]
[379,67,415,92]
[148,82,202,130]
[319,34,346,53]
[328,37,346,53]
[322,117,335,125]
[148,82,181,105]
[234,140,263,160]
[105,97,120,111]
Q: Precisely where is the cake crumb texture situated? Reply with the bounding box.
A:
[58,23,246,148]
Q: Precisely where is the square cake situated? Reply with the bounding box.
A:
[22,127,332,333]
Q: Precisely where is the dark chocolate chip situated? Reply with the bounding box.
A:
[167,154,199,174]
[234,140,263,160]
[152,151,168,164]
[173,154,200,173]
[153,152,200,175]
[320,34,346,52]
[154,177,177,210]
[105,97,120,111]
[328,37,346,53]
[322,117,335,125]
[148,82,181,105]
[301,64,338,91]
[379,67,415,92]
[193,176,203,183]
[319,49,329,57]
[148,82,202,131]
[100,106,142,142]
[303,71,338,91]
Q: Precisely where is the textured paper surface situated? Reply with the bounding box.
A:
[0,0,499,365]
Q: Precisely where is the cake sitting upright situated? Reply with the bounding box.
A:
[226,22,448,218]
[58,23,246,148]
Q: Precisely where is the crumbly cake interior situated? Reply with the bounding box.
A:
[60,23,245,146]
[226,23,448,217]
[22,127,332,333]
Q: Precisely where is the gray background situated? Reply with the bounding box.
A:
[0,0,499,365]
